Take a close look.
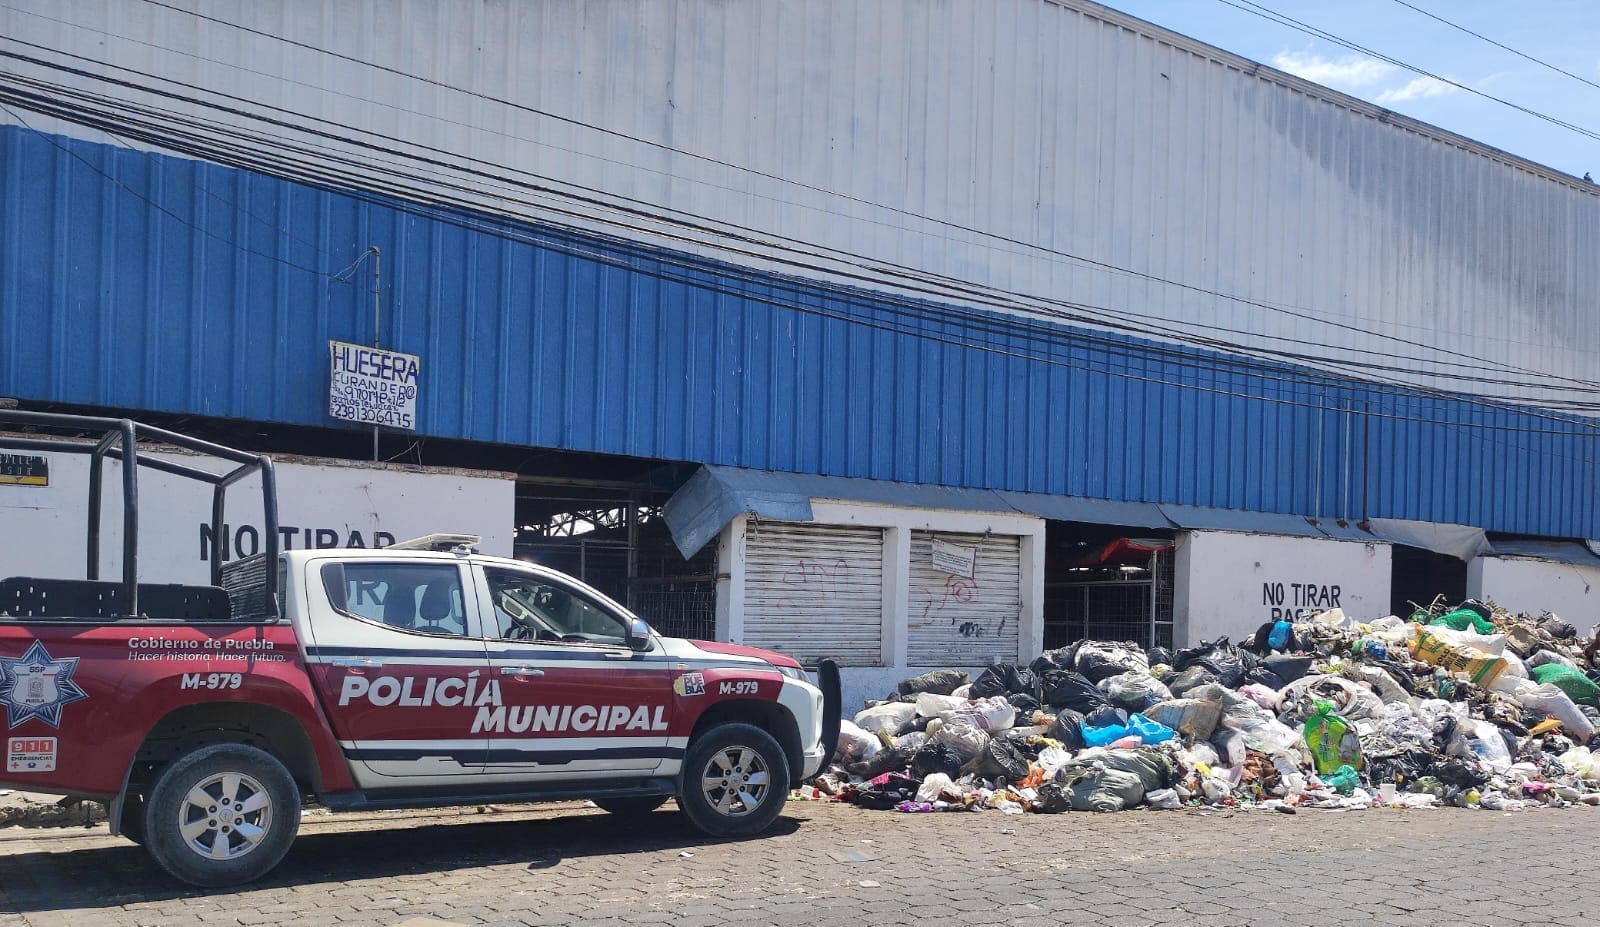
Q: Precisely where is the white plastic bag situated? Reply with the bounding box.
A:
[1237,683,1281,710]
[1144,788,1181,810]
[916,773,954,803]
[1519,683,1596,741]
[854,701,918,735]
[1448,717,1513,772]
[1036,745,1074,776]
[914,692,969,718]
[940,696,1016,732]
[835,719,882,763]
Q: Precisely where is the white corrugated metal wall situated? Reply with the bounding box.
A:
[4,0,1597,403]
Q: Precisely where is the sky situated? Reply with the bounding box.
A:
[1106,0,1600,179]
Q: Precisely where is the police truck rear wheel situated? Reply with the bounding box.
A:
[143,743,300,888]
[678,723,790,837]
[591,796,670,816]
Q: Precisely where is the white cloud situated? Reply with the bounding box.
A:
[1272,51,1396,88]
[1375,76,1460,104]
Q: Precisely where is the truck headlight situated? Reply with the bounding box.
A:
[777,665,808,682]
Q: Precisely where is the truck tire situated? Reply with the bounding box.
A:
[591,796,670,816]
[142,743,300,888]
[676,723,790,838]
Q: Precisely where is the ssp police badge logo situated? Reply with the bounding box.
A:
[0,641,88,728]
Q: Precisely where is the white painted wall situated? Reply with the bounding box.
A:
[1175,531,1391,646]
[0,444,515,586]
[1468,557,1600,633]
[717,500,1045,712]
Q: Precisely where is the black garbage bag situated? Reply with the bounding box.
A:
[1166,666,1221,697]
[1001,727,1044,759]
[846,733,925,779]
[1456,600,1493,623]
[1261,654,1314,685]
[1146,646,1175,668]
[1006,692,1042,715]
[1083,704,1129,728]
[1541,615,1578,640]
[1039,670,1108,712]
[1245,665,1285,690]
[1436,757,1490,788]
[970,738,1031,783]
[1048,709,1087,751]
[1075,650,1126,684]
[1030,642,1083,677]
[1364,746,1435,785]
[897,669,970,697]
[851,772,921,810]
[1173,637,1253,688]
[971,663,1038,699]
[1035,781,1073,814]
[911,741,964,779]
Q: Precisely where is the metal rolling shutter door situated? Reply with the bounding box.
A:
[908,531,1022,667]
[743,522,884,667]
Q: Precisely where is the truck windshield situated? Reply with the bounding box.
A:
[485,568,626,646]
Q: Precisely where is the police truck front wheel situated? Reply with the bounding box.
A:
[142,743,301,888]
[677,723,790,837]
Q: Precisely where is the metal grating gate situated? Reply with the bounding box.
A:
[743,521,885,667]
[907,531,1022,667]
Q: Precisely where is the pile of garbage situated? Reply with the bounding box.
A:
[810,600,1600,815]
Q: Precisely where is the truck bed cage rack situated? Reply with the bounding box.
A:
[0,409,280,620]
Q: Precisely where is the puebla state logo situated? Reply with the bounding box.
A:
[0,642,88,728]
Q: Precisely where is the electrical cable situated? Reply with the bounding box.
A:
[5,60,1600,468]
[1387,0,1600,95]
[1217,0,1600,143]
[5,46,1597,406]
[113,0,1600,374]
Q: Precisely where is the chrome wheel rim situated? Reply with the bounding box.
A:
[701,745,770,817]
[179,772,273,861]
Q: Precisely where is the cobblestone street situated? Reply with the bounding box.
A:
[0,800,1591,927]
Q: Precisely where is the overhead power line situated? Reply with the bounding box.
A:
[4,34,1597,414]
[8,53,1600,417]
[1216,0,1600,144]
[113,0,1600,379]
[7,80,1600,466]
[1388,0,1600,95]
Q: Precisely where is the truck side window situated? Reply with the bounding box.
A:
[324,562,468,636]
[483,568,625,645]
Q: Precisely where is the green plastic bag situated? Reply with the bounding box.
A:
[1532,662,1600,707]
[1322,764,1359,795]
[1304,700,1361,775]
[1429,608,1495,635]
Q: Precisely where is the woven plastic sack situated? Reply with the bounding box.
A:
[1531,662,1600,707]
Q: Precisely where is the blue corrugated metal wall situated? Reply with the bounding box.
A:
[3,125,1596,538]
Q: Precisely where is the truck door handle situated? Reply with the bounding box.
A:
[331,657,382,668]
[499,666,545,677]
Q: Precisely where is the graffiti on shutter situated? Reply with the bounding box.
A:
[743,521,885,667]
[907,531,1022,667]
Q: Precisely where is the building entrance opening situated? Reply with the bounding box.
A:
[1044,522,1176,651]
[514,478,715,642]
[1390,546,1467,619]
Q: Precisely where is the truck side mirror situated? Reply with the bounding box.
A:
[625,617,652,652]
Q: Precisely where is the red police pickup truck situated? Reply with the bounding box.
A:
[0,412,839,887]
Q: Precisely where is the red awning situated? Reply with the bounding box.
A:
[1077,537,1174,566]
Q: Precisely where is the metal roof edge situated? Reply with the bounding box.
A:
[1050,0,1598,195]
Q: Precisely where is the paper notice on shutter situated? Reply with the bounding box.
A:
[931,539,977,577]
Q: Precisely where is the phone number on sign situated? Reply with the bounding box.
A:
[330,401,414,429]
